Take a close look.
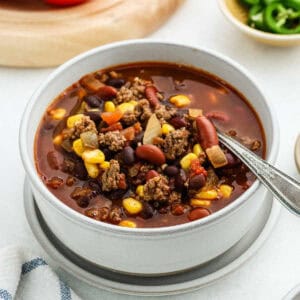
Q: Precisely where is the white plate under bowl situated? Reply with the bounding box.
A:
[24,178,280,296]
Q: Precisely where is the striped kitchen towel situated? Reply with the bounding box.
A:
[0,246,81,300]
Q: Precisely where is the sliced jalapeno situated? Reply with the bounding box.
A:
[240,0,261,7]
[264,2,300,34]
[248,4,267,30]
[282,0,300,11]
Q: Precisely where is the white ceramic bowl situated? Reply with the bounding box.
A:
[19,40,279,276]
[218,0,300,47]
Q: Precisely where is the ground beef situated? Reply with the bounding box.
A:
[70,187,93,208]
[109,207,123,224]
[161,128,190,160]
[101,160,123,192]
[98,131,126,151]
[143,175,170,202]
[134,99,152,121]
[155,104,177,121]
[115,77,148,104]
[122,111,137,126]
[85,206,110,221]
[62,116,97,140]
[168,191,182,204]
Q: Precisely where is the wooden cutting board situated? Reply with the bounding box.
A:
[0,0,184,67]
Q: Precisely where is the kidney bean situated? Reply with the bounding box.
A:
[169,116,188,129]
[196,116,219,150]
[135,145,166,165]
[174,169,187,191]
[146,170,160,181]
[85,95,102,108]
[188,208,210,221]
[164,165,179,177]
[97,86,117,100]
[106,78,125,88]
[205,111,230,122]
[122,146,135,165]
[145,86,159,107]
[84,110,101,124]
[189,174,206,190]
[171,204,185,216]
[140,202,154,219]
[47,151,59,170]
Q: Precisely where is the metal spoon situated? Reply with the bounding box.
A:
[217,131,300,216]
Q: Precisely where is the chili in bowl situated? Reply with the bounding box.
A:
[20,40,279,275]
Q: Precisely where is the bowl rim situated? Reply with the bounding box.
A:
[218,0,300,41]
[19,39,279,236]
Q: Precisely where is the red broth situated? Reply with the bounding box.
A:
[35,62,265,228]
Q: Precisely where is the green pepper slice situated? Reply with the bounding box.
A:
[239,0,261,7]
[262,0,278,5]
[248,4,267,30]
[283,0,300,11]
[264,3,300,34]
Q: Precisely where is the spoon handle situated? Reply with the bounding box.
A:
[218,132,300,216]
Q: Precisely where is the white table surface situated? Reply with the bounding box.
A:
[1,0,300,299]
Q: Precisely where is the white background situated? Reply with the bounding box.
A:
[1,0,300,299]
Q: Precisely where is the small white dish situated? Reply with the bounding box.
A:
[218,0,300,47]
[283,284,300,300]
[19,40,279,275]
[24,179,281,296]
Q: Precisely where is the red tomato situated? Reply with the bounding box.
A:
[45,0,87,6]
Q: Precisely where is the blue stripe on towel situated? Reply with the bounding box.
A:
[0,289,12,300]
[59,279,72,300]
[21,257,47,275]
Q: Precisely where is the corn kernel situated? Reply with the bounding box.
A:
[219,184,233,198]
[119,220,137,228]
[196,190,218,200]
[100,161,110,169]
[104,101,116,112]
[161,123,175,135]
[193,144,204,157]
[169,94,191,108]
[129,100,138,106]
[53,135,63,146]
[67,114,84,128]
[117,103,135,114]
[82,149,105,164]
[123,198,143,215]
[136,185,144,197]
[190,199,211,207]
[84,162,99,178]
[180,153,198,170]
[73,139,84,157]
[49,108,66,120]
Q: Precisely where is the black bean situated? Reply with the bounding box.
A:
[102,148,112,161]
[132,131,144,147]
[84,110,101,124]
[224,152,241,168]
[73,162,88,180]
[164,165,179,177]
[85,95,102,108]
[140,202,154,219]
[189,174,206,190]
[106,78,125,88]
[122,146,135,165]
[174,169,187,192]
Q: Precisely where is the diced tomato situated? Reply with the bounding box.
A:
[190,159,207,177]
[45,0,87,6]
[121,127,135,141]
[100,122,123,133]
[101,111,123,125]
